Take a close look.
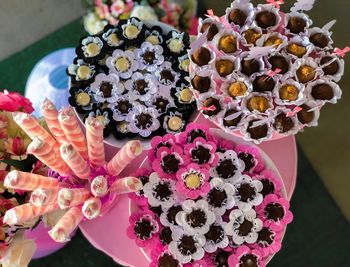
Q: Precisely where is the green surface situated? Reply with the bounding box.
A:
[0,9,349,267]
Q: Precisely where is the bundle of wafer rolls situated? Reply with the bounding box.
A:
[4,99,143,243]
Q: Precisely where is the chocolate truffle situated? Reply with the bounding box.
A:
[253,75,276,92]
[287,16,307,34]
[238,153,255,172]
[265,203,285,221]
[186,209,207,227]
[178,235,197,255]
[214,250,230,267]
[237,183,256,202]
[208,188,227,208]
[167,206,182,225]
[216,159,237,178]
[187,129,207,143]
[255,11,277,29]
[228,82,247,98]
[191,47,211,66]
[223,109,243,128]
[279,84,299,101]
[296,65,316,83]
[191,75,211,93]
[310,32,330,48]
[311,83,334,100]
[268,55,289,74]
[247,96,269,113]
[264,36,283,47]
[192,145,211,164]
[247,120,268,140]
[215,59,235,77]
[260,179,275,197]
[297,104,315,124]
[136,113,153,129]
[240,254,259,267]
[158,254,179,267]
[200,22,219,41]
[134,79,147,94]
[273,113,295,133]
[154,97,169,113]
[241,59,261,76]
[153,182,172,201]
[286,43,307,58]
[205,224,225,244]
[228,9,247,27]
[162,154,180,174]
[258,227,274,247]
[202,97,222,116]
[160,227,172,245]
[218,35,237,54]
[321,56,339,75]
[160,70,174,83]
[243,29,262,45]
[134,219,154,240]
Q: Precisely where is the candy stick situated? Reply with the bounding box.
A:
[90,175,108,197]
[27,137,71,176]
[13,112,60,153]
[48,207,83,243]
[4,170,60,191]
[57,188,90,209]
[41,98,69,145]
[107,140,142,175]
[58,107,89,160]
[4,204,59,225]
[82,197,102,220]
[30,188,59,206]
[110,176,143,195]
[85,117,105,168]
[60,143,90,180]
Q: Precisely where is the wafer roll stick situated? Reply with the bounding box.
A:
[13,112,60,153]
[85,117,105,167]
[58,107,88,160]
[110,176,143,195]
[60,143,90,179]
[90,175,108,197]
[49,207,83,242]
[4,204,59,225]
[30,188,59,206]
[107,140,142,175]
[27,138,71,176]
[57,188,90,209]
[82,197,102,220]
[41,98,69,145]
[4,170,60,191]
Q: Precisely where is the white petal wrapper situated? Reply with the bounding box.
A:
[274,78,305,106]
[253,4,282,31]
[317,52,345,82]
[284,11,313,36]
[240,91,274,116]
[306,78,342,104]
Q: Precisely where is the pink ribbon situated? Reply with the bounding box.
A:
[206,9,221,22]
[199,105,216,112]
[266,0,285,9]
[333,47,350,58]
[307,103,324,112]
[267,68,281,77]
[286,106,302,117]
[220,15,234,30]
[207,44,224,57]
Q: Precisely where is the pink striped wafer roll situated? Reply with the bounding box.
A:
[85,117,105,167]
[41,98,69,145]
[13,112,60,153]
[49,207,83,242]
[4,170,60,191]
[110,176,143,195]
[3,203,59,225]
[107,140,142,175]
[57,188,90,209]
[60,143,90,179]
[27,137,71,176]
[58,107,88,160]
[90,175,108,197]
[82,197,102,220]
[30,188,59,206]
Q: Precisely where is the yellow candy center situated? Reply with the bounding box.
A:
[115,57,130,72]
[244,29,262,45]
[125,25,140,39]
[264,36,283,47]
[168,39,183,53]
[179,88,193,103]
[185,174,202,189]
[75,92,91,106]
[146,35,160,45]
[86,42,100,57]
[108,33,120,46]
[77,65,92,80]
[279,84,299,101]
[247,96,269,112]
[95,115,106,125]
[287,43,306,58]
[167,116,182,131]
[181,59,190,71]
[228,82,247,97]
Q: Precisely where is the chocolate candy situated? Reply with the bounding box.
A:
[186,209,207,227]
[202,97,222,116]
[100,82,113,98]
[287,16,307,34]
[218,35,237,54]
[241,58,261,76]
[191,75,211,93]
[258,227,274,246]
[178,235,197,255]
[216,159,237,178]
[134,219,154,240]
[296,65,316,83]
[228,82,247,98]
[205,224,225,243]
[200,22,219,41]
[247,120,268,140]
[279,84,299,101]
[162,154,180,174]
[238,153,255,172]
[260,179,275,197]
[223,109,242,128]
[297,104,315,124]
[215,59,235,77]
[310,32,330,48]
[136,113,153,129]
[240,254,259,267]
[160,70,175,83]
[228,9,247,27]
[208,188,227,208]
[286,43,307,58]
[268,55,289,74]
[255,11,277,29]
[237,183,256,202]
[191,47,211,66]
[160,227,173,245]
[321,56,339,75]
[153,182,172,201]
[247,96,269,113]
[273,113,295,133]
[253,75,276,92]
[214,250,230,267]
[191,145,211,164]
[167,206,182,224]
[243,29,262,45]
[158,254,179,267]
[264,36,283,47]
[265,203,285,221]
[134,79,147,94]
[311,83,334,100]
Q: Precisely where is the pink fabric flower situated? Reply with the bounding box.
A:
[253,169,283,197]
[127,210,160,249]
[235,144,264,173]
[175,163,210,199]
[178,123,215,145]
[216,138,235,152]
[128,168,152,207]
[152,146,187,179]
[256,194,293,232]
[149,134,177,161]
[184,137,218,168]
[0,90,34,113]
[228,245,265,267]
